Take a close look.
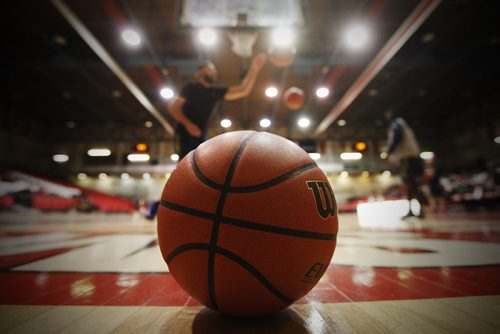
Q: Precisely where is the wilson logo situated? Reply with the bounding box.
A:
[306,181,336,219]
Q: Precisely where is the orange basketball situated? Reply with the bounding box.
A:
[284,87,305,110]
[269,46,296,68]
[157,131,338,317]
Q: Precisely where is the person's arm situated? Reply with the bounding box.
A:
[168,96,202,137]
[387,121,402,155]
[224,52,267,101]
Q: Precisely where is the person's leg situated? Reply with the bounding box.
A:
[405,157,428,217]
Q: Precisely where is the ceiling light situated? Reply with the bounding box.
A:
[344,24,369,50]
[265,87,278,98]
[316,87,330,98]
[98,173,108,180]
[142,173,151,180]
[53,34,67,46]
[121,29,141,47]
[77,173,87,181]
[272,27,294,48]
[340,152,362,160]
[361,171,370,178]
[199,28,216,46]
[112,90,122,98]
[145,121,153,128]
[421,32,435,43]
[221,119,232,128]
[53,154,69,163]
[380,152,388,159]
[127,153,150,162]
[160,87,174,100]
[337,119,346,127]
[298,117,310,128]
[340,171,349,178]
[66,121,76,129]
[87,148,111,157]
[170,154,179,161]
[382,170,391,177]
[495,136,500,144]
[120,173,130,180]
[420,151,434,160]
[260,118,271,128]
[308,153,321,160]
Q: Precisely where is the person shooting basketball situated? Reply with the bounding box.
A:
[168,52,267,159]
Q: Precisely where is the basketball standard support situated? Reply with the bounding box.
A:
[314,0,441,136]
[51,0,175,136]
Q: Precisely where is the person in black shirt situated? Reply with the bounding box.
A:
[168,53,267,159]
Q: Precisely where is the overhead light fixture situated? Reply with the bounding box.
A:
[142,172,151,180]
[380,152,388,159]
[337,119,346,127]
[382,170,391,177]
[420,151,434,160]
[271,27,294,48]
[494,136,500,144]
[145,121,153,128]
[120,173,130,180]
[127,153,150,162]
[53,34,67,46]
[340,152,362,160]
[344,24,369,50]
[53,154,69,163]
[308,153,321,160]
[87,148,111,157]
[111,90,122,98]
[121,28,141,47]
[421,32,435,43]
[260,118,271,128]
[265,87,278,98]
[361,171,370,178]
[98,173,108,180]
[199,28,216,46]
[160,87,174,100]
[77,173,87,181]
[298,117,310,128]
[340,171,349,178]
[170,154,179,161]
[221,119,232,128]
[316,87,330,98]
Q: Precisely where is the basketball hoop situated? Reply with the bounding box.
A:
[226,30,258,58]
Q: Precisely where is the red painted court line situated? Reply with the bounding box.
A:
[0,248,74,269]
[374,268,468,299]
[328,266,427,302]
[2,266,500,306]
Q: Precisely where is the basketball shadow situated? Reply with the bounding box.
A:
[191,307,310,334]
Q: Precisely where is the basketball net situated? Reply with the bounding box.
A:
[227,31,258,58]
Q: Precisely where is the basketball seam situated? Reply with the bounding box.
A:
[192,151,319,193]
[165,243,293,305]
[207,133,255,311]
[160,200,337,241]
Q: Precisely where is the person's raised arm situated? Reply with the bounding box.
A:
[224,52,267,101]
[168,96,202,137]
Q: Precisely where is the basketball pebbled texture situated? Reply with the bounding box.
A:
[157,131,338,317]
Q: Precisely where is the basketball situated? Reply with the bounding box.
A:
[157,131,338,317]
[284,87,305,110]
[269,46,296,68]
